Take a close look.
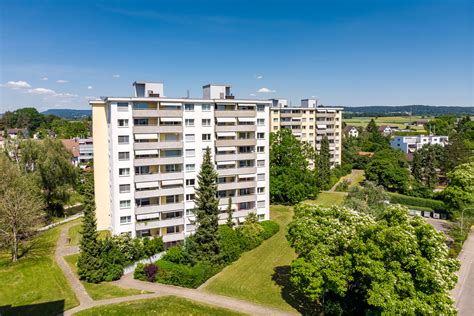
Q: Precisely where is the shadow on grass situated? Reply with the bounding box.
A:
[0,300,64,316]
[272,265,320,315]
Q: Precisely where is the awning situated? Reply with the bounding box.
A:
[217,146,235,152]
[216,117,235,123]
[317,125,327,129]
[135,133,158,140]
[238,117,256,123]
[238,103,256,107]
[136,181,159,189]
[217,132,236,137]
[160,102,182,106]
[135,149,158,155]
[217,161,235,166]
[162,179,182,186]
[137,213,160,220]
[327,110,336,113]
[161,117,182,122]
[238,174,254,179]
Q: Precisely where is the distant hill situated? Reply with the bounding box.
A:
[342,105,474,117]
[41,109,92,119]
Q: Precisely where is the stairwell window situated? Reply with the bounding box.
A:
[119,184,131,193]
[120,216,131,224]
[186,164,195,172]
[119,168,130,177]
[118,135,129,144]
[257,119,265,125]
[120,200,131,209]
[185,149,195,157]
[118,152,130,161]
[257,173,265,181]
[185,119,195,126]
[202,134,211,141]
[257,160,265,167]
[257,133,265,139]
[118,119,129,127]
[202,104,211,111]
[184,104,194,111]
[185,134,195,142]
[202,119,211,126]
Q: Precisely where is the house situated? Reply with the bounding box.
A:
[77,138,93,164]
[410,119,430,127]
[7,128,28,139]
[390,135,449,153]
[377,125,398,136]
[61,139,80,166]
[343,125,359,138]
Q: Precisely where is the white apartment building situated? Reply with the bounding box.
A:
[269,99,343,166]
[390,135,449,153]
[91,82,270,246]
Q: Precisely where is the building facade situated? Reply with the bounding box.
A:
[91,82,270,246]
[390,135,449,153]
[269,99,343,166]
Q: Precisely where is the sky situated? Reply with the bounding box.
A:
[0,0,472,112]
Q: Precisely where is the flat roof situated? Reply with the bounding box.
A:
[89,96,271,104]
[202,84,232,88]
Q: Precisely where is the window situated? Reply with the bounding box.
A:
[118,119,129,127]
[186,179,195,186]
[202,119,211,126]
[202,134,211,141]
[118,135,129,144]
[134,118,148,126]
[118,152,130,161]
[273,126,278,130]
[120,200,131,209]
[166,226,179,234]
[257,173,265,181]
[257,104,265,112]
[257,146,264,153]
[185,134,195,142]
[273,118,278,122]
[257,160,265,167]
[257,118,265,125]
[184,104,194,111]
[120,216,131,224]
[257,187,265,194]
[185,119,194,126]
[117,102,128,111]
[185,149,195,157]
[186,209,195,216]
[186,164,195,172]
[119,184,130,193]
[186,194,195,201]
[257,200,265,208]
[257,132,264,139]
[119,168,130,177]
[202,104,211,111]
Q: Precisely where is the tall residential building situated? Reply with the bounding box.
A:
[269,99,343,166]
[91,82,270,247]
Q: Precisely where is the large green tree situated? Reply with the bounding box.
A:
[317,135,331,190]
[442,161,474,214]
[365,149,409,193]
[187,147,221,264]
[343,181,388,216]
[287,204,459,315]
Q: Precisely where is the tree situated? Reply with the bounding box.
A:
[365,149,409,193]
[317,135,331,190]
[366,118,378,133]
[411,150,423,183]
[226,197,234,227]
[442,161,474,214]
[287,204,459,315]
[270,128,318,204]
[0,156,44,262]
[343,181,388,216]
[443,132,469,172]
[187,147,221,264]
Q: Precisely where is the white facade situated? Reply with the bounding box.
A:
[390,135,449,153]
[92,82,271,246]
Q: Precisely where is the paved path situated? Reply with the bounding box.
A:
[452,228,474,315]
[55,223,294,316]
[329,169,364,192]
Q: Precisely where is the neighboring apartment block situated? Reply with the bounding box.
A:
[390,135,449,153]
[91,82,270,246]
[269,99,343,166]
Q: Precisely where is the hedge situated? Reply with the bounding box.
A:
[388,192,446,213]
[259,220,280,240]
[154,260,218,288]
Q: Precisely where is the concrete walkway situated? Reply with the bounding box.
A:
[55,223,294,315]
[452,228,474,315]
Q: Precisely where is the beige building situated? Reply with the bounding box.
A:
[269,99,343,166]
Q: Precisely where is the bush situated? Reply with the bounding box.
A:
[161,245,190,264]
[218,225,242,264]
[237,223,264,251]
[144,263,159,282]
[154,260,219,288]
[104,264,123,282]
[259,220,280,240]
[334,179,350,192]
[388,192,446,213]
[143,236,164,257]
[134,263,146,281]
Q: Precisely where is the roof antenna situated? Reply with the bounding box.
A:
[186,89,190,99]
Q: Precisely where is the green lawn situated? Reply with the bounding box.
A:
[74,296,245,316]
[0,224,79,315]
[343,115,430,129]
[67,222,110,246]
[64,254,148,300]
[203,205,300,312]
[305,191,347,207]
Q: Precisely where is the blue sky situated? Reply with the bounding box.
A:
[0,0,472,111]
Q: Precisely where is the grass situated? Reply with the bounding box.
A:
[67,221,111,246]
[305,191,347,207]
[0,223,79,315]
[64,253,149,300]
[74,295,245,316]
[343,115,430,128]
[203,205,299,313]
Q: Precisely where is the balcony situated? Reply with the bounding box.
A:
[218,180,257,191]
[135,202,185,215]
[134,186,184,199]
[215,139,256,147]
[215,152,256,162]
[162,231,185,243]
[133,141,183,150]
[217,166,256,176]
[133,109,159,117]
[133,125,182,134]
[219,194,256,205]
[215,125,256,132]
[135,172,183,182]
[134,156,183,166]
[280,112,301,118]
[135,216,184,230]
[215,110,256,118]
[156,109,183,117]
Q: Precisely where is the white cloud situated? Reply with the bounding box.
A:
[1,80,32,89]
[84,96,97,100]
[257,87,276,93]
[54,92,78,97]
[112,74,120,78]
[255,75,263,79]
[41,77,48,81]
[27,88,56,95]
[249,93,256,96]
[87,86,93,89]
[56,79,68,83]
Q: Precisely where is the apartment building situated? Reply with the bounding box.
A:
[390,135,449,153]
[91,82,270,246]
[269,99,343,166]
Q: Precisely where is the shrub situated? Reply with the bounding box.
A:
[134,263,146,281]
[154,260,219,288]
[143,236,164,257]
[388,192,446,213]
[144,263,159,282]
[237,223,264,251]
[104,264,123,282]
[335,179,350,192]
[218,225,242,263]
[259,220,280,240]
[161,245,190,264]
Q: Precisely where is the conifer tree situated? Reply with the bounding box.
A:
[187,147,221,264]
[411,150,423,183]
[226,197,234,227]
[317,135,331,190]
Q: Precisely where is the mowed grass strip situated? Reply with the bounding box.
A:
[202,205,298,312]
[64,253,149,300]
[67,221,110,246]
[305,191,347,207]
[0,223,79,315]
[74,295,245,316]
